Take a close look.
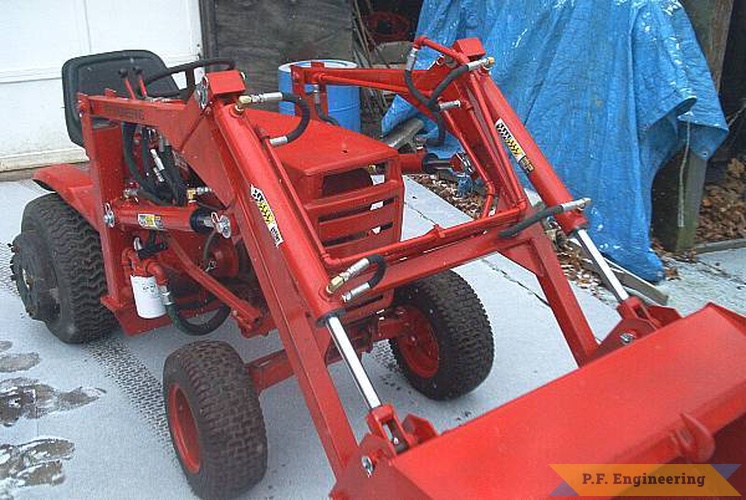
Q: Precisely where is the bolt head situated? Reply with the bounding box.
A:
[620,333,635,345]
[361,456,374,477]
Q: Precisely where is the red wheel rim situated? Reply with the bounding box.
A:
[168,384,201,473]
[398,306,440,378]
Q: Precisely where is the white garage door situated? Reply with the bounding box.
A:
[0,0,201,171]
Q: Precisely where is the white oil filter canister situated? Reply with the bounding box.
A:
[130,275,166,319]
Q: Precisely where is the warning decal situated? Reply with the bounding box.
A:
[137,214,164,230]
[250,185,284,246]
[495,118,535,173]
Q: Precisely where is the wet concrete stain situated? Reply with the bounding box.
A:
[0,342,40,373]
[0,377,103,427]
[0,437,75,499]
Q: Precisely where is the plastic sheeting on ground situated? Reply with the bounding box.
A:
[383,0,728,282]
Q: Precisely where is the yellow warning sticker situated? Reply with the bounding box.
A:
[495,118,534,173]
[250,185,284,246]
[137,213,164,230]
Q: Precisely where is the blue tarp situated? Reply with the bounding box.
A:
[383,0,728,282]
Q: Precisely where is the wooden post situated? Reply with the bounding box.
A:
[199,0,218,59]
[652,0,733,252]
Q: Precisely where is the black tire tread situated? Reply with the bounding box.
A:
[164,340,267,499]
[390,270,494,400]
[21,193,116,343]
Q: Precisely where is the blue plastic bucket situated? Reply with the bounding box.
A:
[278,60,361,132]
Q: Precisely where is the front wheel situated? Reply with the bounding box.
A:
[163,340,267,499]
[389,270,494,400]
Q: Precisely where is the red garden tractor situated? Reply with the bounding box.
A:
[11,37,746,498]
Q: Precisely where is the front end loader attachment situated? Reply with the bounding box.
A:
[26,36,743,498]
[333,304,746,498]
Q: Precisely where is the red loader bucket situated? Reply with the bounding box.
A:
[333,304,746,499]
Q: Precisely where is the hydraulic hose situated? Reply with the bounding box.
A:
[426,64,469,109]
[325,253,387,303]
[279,92,310,144]
[164,232,220,313]
[404,54,469,147]
[166,302,231,336]
[363,253,386,290]
[499,198,591,239]
[404,69,445,147]
[404,69,430,108]
[315,101,339,126]
[234,91,311,145]
[122,123,171,206]
[340,253,386,303]
[159,145,188,205]
[145,258,230,336]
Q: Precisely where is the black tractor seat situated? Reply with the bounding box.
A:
[61,50,178,147]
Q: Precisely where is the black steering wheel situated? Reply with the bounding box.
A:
[144,58,236,100]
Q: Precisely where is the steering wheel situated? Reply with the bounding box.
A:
[143,58,236,100]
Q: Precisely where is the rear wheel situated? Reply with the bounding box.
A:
[389,270,494,400]
[12,193,116,343]
[163,340,267,499]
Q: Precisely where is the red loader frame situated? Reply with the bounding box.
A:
[34,37,745,497]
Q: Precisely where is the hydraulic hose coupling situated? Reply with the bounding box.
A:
[234,92,284,113]
[326,258,371,294]
[405,47,420,71]
[236,91,310,146]
[437,100,461,111]
[269,136,288,147]
[325,254,387,303]
[499,197,592,239]
[560,197,592,212]
[159,284,174,307]
[312,84,321,104]
[466,56,495,71]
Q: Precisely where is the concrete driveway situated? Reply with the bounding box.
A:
[0,178,732,499]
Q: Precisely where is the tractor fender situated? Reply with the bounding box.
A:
[33,164,98,228]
